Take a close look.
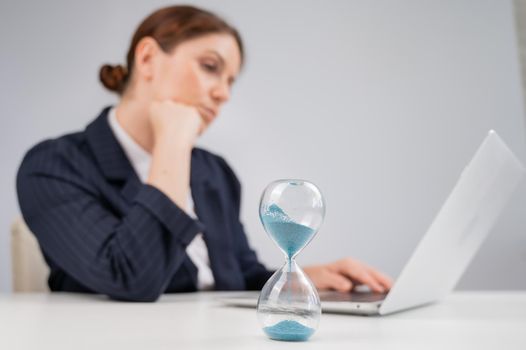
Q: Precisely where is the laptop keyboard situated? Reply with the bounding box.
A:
[319,291,387,303]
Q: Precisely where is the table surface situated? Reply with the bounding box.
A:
[1,291,525,349]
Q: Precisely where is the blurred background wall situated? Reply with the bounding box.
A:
[1,0,526,292]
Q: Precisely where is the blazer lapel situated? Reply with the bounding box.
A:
[85,107,143,207]
[85,107,136,183]
[191,169,244,290]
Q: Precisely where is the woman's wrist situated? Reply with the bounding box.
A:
[153,132,194,155]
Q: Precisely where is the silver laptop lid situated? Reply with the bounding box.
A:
[379,130,526,315]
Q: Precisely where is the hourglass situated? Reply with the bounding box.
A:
[257,179,325,341]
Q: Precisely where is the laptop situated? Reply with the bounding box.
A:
[220,130,526,315]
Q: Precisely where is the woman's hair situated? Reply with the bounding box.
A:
[99,5,244,95]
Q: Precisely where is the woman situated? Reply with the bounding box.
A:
[16,5,392,301]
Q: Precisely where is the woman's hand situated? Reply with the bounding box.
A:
[304,257,393,293]
[148,100,203,149]
[146,100,203,210]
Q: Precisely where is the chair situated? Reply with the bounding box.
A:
[11,217,49,292]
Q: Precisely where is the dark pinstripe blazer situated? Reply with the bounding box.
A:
[16,107,272,301]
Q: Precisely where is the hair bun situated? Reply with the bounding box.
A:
[99,64,128,94]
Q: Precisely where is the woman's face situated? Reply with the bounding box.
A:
[150,33,241,132]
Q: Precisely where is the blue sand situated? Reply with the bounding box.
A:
[261,204,315,258]
[263,320,315,341]
[265,204,291,220]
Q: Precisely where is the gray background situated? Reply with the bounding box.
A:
[1,0,525,293]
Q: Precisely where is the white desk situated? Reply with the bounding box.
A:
[1,291,525,349]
